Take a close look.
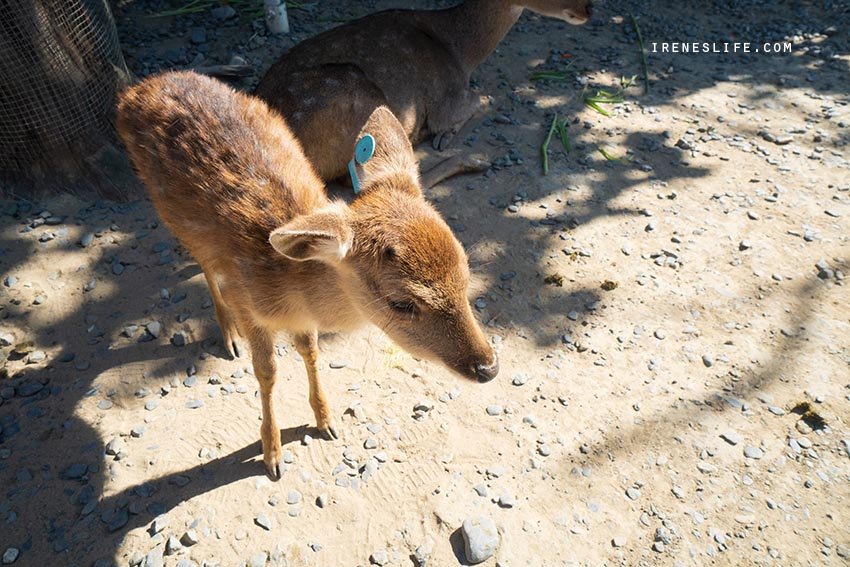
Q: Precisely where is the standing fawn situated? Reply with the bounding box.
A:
[255,0,593,187]
[116,71,499,479]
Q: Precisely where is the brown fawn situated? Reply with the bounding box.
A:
[254,0,593,187]
[116,71,499,479]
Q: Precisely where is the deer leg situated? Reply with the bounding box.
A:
[420,153,491,188]
[245,324,282,480]
[293,330,338,441]
[429,91,484,151]
[202,270,242,358]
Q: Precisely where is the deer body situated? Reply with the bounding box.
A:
[117,71,498,479]
[254,0,593,184]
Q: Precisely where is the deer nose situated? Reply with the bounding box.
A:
[474,356,499,383]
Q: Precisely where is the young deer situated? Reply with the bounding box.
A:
[254,0,593,187]
[116,71,499,479]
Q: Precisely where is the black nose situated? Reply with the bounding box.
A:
[474,358,499,383]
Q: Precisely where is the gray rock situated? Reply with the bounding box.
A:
[142,546,164,567]
[105,436,125,456]
[287,490,302,505]
[486,405,503,416]
[151,515,169,534]
[247,552,267,567]
[413,539,433,566]
[612,536,627,548]
[461,516,499,564]
[702,354,714,367]
[498,494,515,508]
[146,321,162,339]
[364,437,378,450]
[369,550,387,565]
[744,446,764,459]
[165,535,182,555]
[720,431,741,445]
[255,514,272,530]
[626,487,641,500]
[181,529,200,546]
[2,548,19,564]
[211,5,236,19]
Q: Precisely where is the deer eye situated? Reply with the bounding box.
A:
[389,300,417,315]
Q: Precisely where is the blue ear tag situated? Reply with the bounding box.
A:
[348,134,375,194]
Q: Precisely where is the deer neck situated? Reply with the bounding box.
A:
[424,0,523,76]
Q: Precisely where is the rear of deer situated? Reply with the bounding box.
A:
[255,0,594,187]
[116,71,498,479]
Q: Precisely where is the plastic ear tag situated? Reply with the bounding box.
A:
[348,134,375,194]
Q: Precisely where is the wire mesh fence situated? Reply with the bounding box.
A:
[0,0,137,197]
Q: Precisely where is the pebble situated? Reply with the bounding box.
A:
[498,494,515,508]
[254,514,272,530]
[720,431,742,445]
[369,550,388,565]
[146,321,162,339]
[511,373,529,386]
[743,446,764,459]
[105,436,125,456]
[702,354,714,367]
[486,405,503,416]
[2,548,19,564]
[626,487,640,500]
[287,490,302,505]
[329,360,349,369]
[181,529,200,546]
[654,329,666,340]
[364,437,378,449]
[461,516,499,564]
[151,515,169,534]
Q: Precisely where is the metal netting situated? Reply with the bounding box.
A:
[0,0,130,175]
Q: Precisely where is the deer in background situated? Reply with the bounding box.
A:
[254,0,593,188]
[116,71,499,479]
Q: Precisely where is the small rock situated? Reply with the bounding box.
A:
[146,321,162,339]
[498,494,515,508]
[369,550,387,565]
[720,431,742,445]
[485,405,503,416]
[181,529,200,546]
[612,537,627,548]
[626,487,640,500]
[287,490,302,505]
[744,446,764,459]
[254,514,272,531]
[2,548,19,564]
[462,516,499,564]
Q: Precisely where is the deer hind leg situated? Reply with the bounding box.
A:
[245,323,282,480]
[202,270,242,358]
[293,331,338,441]
[420,153,491,188]
[429,89,484,152]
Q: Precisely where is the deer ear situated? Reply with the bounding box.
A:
[269,206,352,263]
[354,106,421,192]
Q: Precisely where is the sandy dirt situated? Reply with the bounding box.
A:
[1,1,849,566]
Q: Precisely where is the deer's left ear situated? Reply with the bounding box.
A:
[354,106,421,195]
[269,204,352,263]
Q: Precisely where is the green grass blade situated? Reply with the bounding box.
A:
[541,113,559,175]
[630,14,650,94]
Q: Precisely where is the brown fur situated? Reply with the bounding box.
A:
[254,0,593,183]
[116,72,498,479]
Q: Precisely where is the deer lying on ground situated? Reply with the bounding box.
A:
[116,71,499,479]
[254,0,593,188]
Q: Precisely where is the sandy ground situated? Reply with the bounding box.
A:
[1,1,849,566]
